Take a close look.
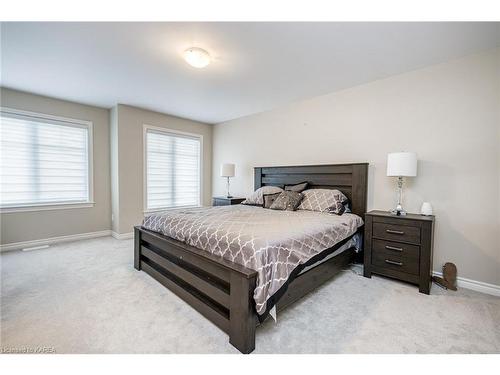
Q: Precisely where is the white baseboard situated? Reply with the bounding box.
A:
[353,264,499,297]
[0,230,112,252]
[111,231,134,240]
[432,271,500,297]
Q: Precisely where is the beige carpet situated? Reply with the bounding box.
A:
[1,236,499,354]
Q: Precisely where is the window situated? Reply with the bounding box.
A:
[0,108,93,211]
[144,126,202,211]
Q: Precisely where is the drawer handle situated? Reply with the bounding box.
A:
[386,229,404,235]
[385,259,403,266]
[385,245,403,252]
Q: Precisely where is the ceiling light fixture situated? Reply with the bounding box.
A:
[183,47,211,68]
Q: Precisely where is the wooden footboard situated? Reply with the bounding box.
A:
[135,226,357,353]
[134,226,258,353]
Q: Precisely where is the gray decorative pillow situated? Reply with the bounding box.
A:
[328,200,346,215]
[242,186,283,206]
[269,191,304,211]
[263,192,282,208]
[284,181,308,193]
[298,189,348,215]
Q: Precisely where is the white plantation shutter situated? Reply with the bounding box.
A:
[0,110,92,209]
[145,128,201,210]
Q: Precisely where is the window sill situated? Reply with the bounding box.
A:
[143,205,202,215]
[0,202,95,214]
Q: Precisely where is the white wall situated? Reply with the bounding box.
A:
[213,49,500,286]
[111,104,212,235]
[0,91,212,243]
[0,88,112,244]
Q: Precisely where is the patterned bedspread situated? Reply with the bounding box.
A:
[142,205,363,315]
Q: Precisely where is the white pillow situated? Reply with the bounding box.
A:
[242,186,284,206]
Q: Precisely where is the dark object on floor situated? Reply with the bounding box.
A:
[432,276,447,290]
[432,262,457,291]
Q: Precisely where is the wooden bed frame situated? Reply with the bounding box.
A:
[134,163,368,353]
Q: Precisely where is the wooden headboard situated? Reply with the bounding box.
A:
[254,163,368,217]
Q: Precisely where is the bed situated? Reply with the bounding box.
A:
[134,163,368,353]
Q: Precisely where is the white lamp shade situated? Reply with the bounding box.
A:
[387,152,417,177]
[220,163,235,177]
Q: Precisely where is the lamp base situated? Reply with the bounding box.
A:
[389,203,407,216]
[389,208,407,216]
[390,178,407,216]
[224,176,233,199]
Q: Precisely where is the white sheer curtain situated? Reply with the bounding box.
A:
[0,111,91,208]
[145,128,201,210]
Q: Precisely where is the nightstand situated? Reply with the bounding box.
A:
[363,210,435,294]
[212,197,245,206]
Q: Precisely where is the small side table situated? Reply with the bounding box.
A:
[363,210,435,294]
[212,197,245,207]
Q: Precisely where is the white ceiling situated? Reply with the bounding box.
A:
[1,22,499,124]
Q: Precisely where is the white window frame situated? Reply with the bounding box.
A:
[143,124,203,214]
[0,107,94,213]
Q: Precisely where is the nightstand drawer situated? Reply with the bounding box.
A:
[373,222,421,244]
[372,239,420,258]
[371,240,420,275]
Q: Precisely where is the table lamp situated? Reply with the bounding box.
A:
[220,163,235,198]
[387,152,417,216]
